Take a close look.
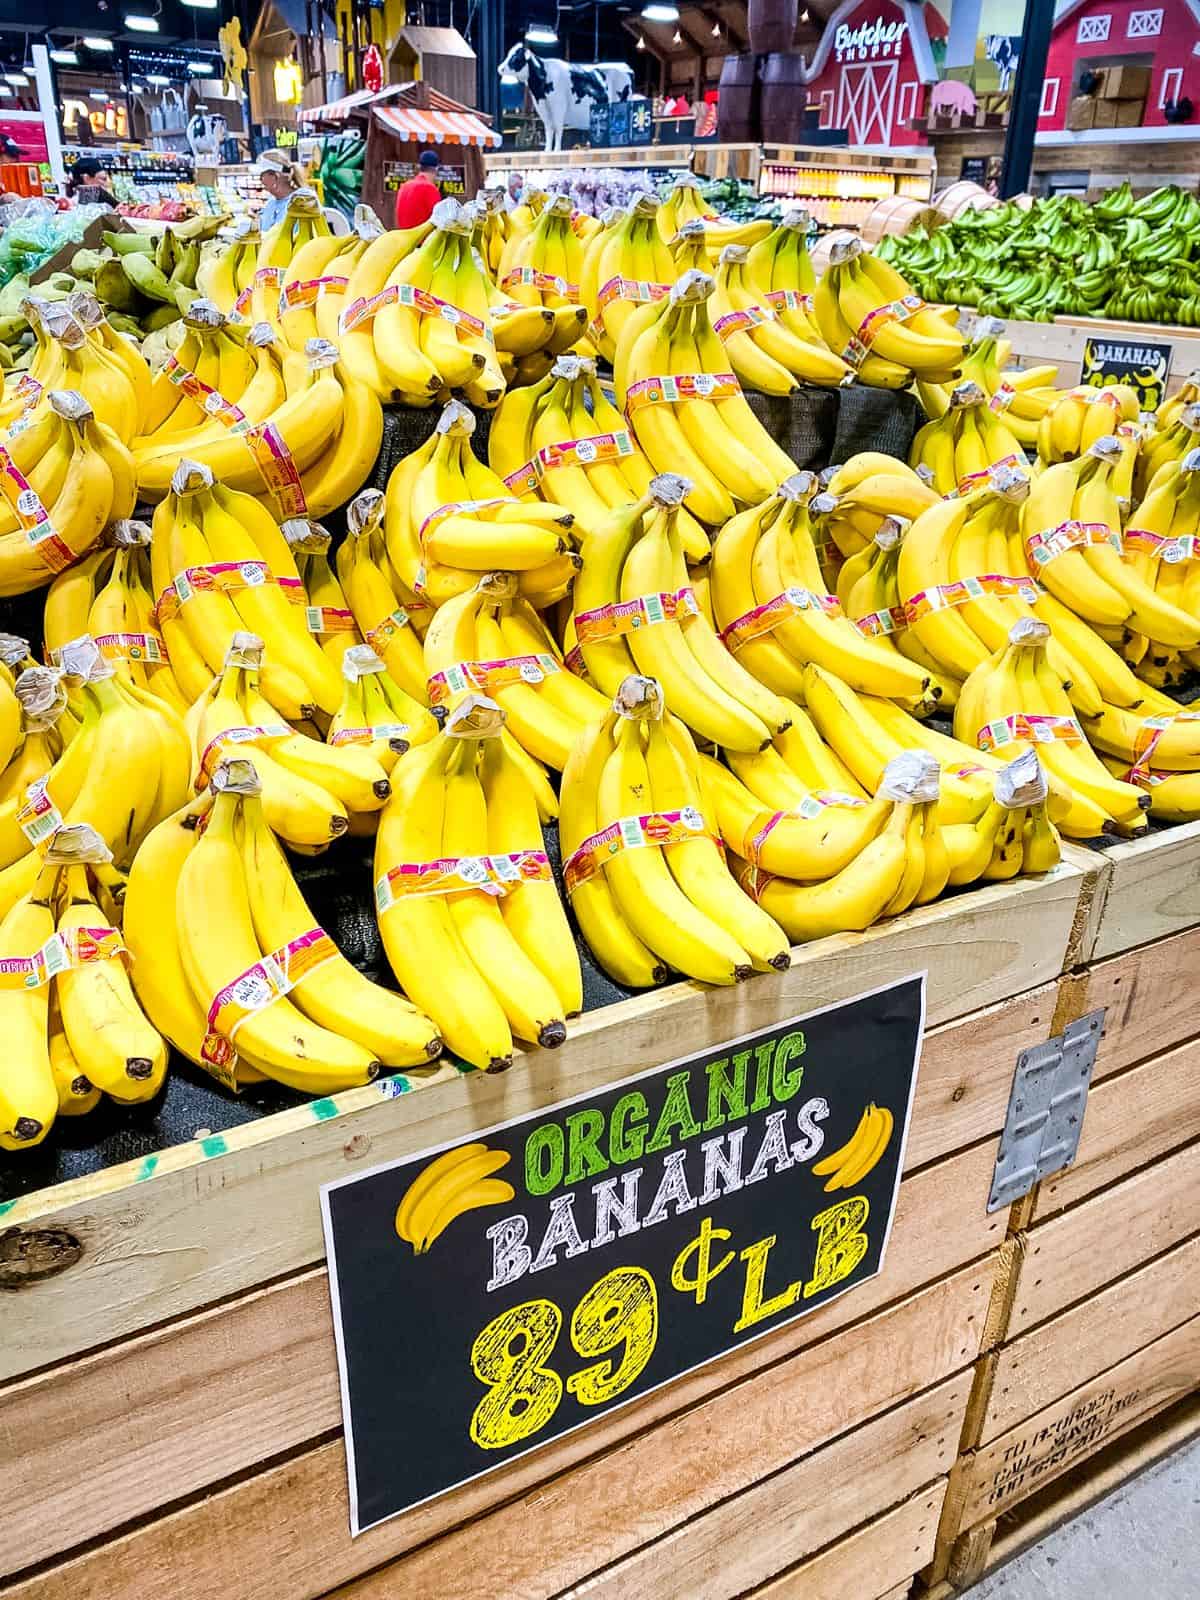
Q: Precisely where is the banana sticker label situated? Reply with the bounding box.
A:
[322,976,925,1533]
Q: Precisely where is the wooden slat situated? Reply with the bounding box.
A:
[981,1234,1200,1445]
[1082,925,1200,1079]
[2,1268,984,1600]
[1010,1140,1200,1333]
[1089,821,1200,960]
[1034,1039,1200,1219]
[956,1315,1200,1527]
[0,952,1054,1388]
[699,1482,945,1600]
[529,1379,967,1600]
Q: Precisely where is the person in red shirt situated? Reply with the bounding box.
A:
[394,150,442,229]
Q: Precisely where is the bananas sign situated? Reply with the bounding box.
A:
[1081,336,1172,412]
[321,975,924,1532]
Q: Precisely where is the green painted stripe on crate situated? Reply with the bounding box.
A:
[0,1198,15,1217]
[310,1097,339,1121]
[200,1134,228,1159]
[136,1154,160,1182]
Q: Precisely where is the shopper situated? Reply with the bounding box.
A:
[394,150,442,229]
[68,156,117,208]
[256,148,306,229]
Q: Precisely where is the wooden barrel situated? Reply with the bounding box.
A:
[717,54,760,144]
[810,228,859,276]
[934,180,999,222]
[748,0,798,55]
[860,195,939,243]
[760,51,810,145]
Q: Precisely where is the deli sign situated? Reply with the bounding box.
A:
[834,15,908,60]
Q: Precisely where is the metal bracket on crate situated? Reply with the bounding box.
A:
[987,1008,1106,1214]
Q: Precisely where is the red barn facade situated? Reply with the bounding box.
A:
[805,0,945,146]
[1037,0,1200,129]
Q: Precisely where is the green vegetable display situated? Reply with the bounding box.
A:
[318,134,365,215]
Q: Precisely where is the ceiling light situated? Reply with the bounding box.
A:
[146,72,171,84]
[188,60,214,74]
[641,2,679,19]
[89,90,111,100]
[182,0,219,7]
[3,73,28,86]
[49,48,80,65]
[83,37,115,50]
[636,32,646,48]
[124,14,160,31]
[524,23,558,44]
[672,27,682,41]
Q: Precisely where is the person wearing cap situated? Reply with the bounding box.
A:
[69,156,117,208]
[256,148,306,229]
[394,149,442,230]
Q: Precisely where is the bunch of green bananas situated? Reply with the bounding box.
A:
[318,134,365,215]
[877,183,1200,327]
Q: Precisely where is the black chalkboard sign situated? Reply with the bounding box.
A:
[322,973,925,1533]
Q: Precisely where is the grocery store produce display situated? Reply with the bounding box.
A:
[2,179,1200,1156]
[877,184,1200,325]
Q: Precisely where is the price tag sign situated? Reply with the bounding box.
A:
[1081,336,1172,411]
[321,975,925,1533]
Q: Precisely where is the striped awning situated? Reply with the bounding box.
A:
[299,89,374,124]
[372,103,500,147]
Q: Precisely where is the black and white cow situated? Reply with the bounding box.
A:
[984,35,1021,93]
[500,43,633,152]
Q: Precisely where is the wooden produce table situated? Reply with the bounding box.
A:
[0,855,1099,1600]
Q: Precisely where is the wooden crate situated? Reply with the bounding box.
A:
[0,864,1094,1600]
[1073,821,1200,963]
[986,317,1200,397]
[922,933,1200,1589]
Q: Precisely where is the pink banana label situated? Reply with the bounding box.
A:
[852,292,924,353]
[166,362,248,432]
[375,850,551,909]
[764,289,814,314]
[976,712,1083,753]
[1025,520,1121,567]
[503,460,540,495]
[330,721,411,746]
[59,925,127,966]
[241,422,308,518]
[719,587,842,652]
[534,431,633,475]
[591,275,670,335]
[989,383,1017,413]
[1124,528,1198,563]
[171,562,306,606]
[563,808,709,897]
[0,938,70,990]
[197,722,292,782]
[203,926,336,1065]
[305,604,356,636]
[427,652,561,705]
[624,372,741,414]
[16,778,62,848]
[366,608,413,652]
[253,266,284,287]
[574,586,700,644]
[341,283,491,340]
[904,573,1039,624]
[0,444,76,574]
[713,307,769,339]
[92,629,169,665]
[949,453,1024,498]
[854,604,910,639]
[1129,711,1200,776]
[501,267,580,303]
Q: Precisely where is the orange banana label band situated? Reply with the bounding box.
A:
[426,653,561,706]
[375,850,552,910]
[563,809,712,896]
[202,927,337,1067]
[719,587,842,652]
[976,712,1082,753]
[574,586,700,645]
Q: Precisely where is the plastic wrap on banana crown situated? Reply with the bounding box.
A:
[48,390,93,424]
[1179,403,1200,432]
[809,490,839,518]
[226,630,266,671]
[988,463,1031,504]
[40,302,87,346]
[971,316,1007,342]
[282,517,331,557]
[648,472,692,510]
[112,519,152,550]
[475,571,518,602]
[181,298,226,330]
[669,268,716,306]
[347,487,385,536]
[914,463,936,487]
[949,380,987,411]
[353,204,385,240]
[873,517,907,551]
[248,321,278,348]
[778,471,818,503]
[444,693,505,740]
[1182,448,1200,474]
[995,747,1049,811]
[779,207,812,234]
[1008,616,1051,648]
[429,196,476,236]
[878,748,940,805]
[719,243,750,266]
[614,674,664,722]
[14,664,68,731]
[341,644,387,683]
[58,635,115,683]
[1087,434,1123,463]
[304,337,339,371]
[825,232,864,269]
[66,290,105,331]
[436,398,476,438]
[0,634,31,672]
[551,353,589,382]
[211,755,263,796]
[170,456,215,498]
[629,193,659,220]
[43,823,112,866]
[221,213,258,245]
[283,188,325,221]
[478,187,506,217]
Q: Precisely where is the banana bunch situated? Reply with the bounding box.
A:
[1037,383,1139,465]
[706,473,934,705]
[473,195,573,374]
[329,644,437,773]
[616,269,798,526]
[375,696,580,1070]
[0,390,127,597]
[288,517,362,673]
[359,199,507,409]
[394,1142,515,1255]
[712,244,851,393]
[252,189,332,330]
[132,300,272,452]
[560,675,788,988]
[135,330,360,506]
[191,634,393,848]
[336,491,432,701]
[915,317,1011,419]
[574,475,796,751]
[475,187,515,278]
[92,216,218,325]
[196,215,261,316]
[1116,447,1200,692]
[953,618,1148,837]
[812,1103,894,1191]
[814,236,965,389]
[0,824,169,1151]
[1138,401,1200,497]
[336,217,433,401]
[383,401,578,610]
[0,640,190,923]
[1087,681,1200,823]
[656,180,772,255]
[1021,438,1200,650]
[496,194,592,360]
[8,297,146,444]
[744,209,832,351]
[487,352,709,558]
[909,380,1030,497]
[124,756,440,1095]
[278,206,384,355]
[45,521,187,714]
[580,194,676,366]
[424,571,608,771]
[149,460,347,717]
[816,451,942,568]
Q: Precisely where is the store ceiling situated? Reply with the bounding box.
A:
[0,1,227,52]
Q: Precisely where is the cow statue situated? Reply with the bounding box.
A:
[186,108,228,161]
[500,43,633,152]
[984,35,1021,93]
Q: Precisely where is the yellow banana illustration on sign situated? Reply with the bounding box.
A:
[395,1143,515,1254]
[811,1103,894,1192]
